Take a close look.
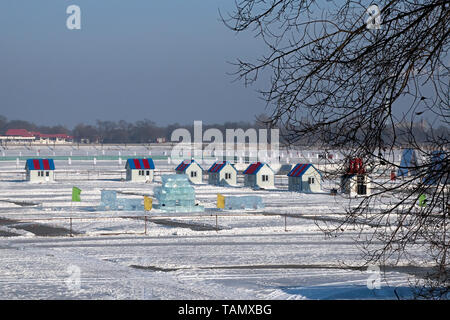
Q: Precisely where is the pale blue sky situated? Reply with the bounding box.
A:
[0,1,442,128]
[0,0,267,127]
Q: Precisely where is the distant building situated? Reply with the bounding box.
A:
[25,159,55,182]
[0,129,73,144]
[156,137,166,143]
[0,129,35,144]
[175,160,203,184]
[243,162,275,189]
[125,158,155,182]
[287,164,322,193]
[33,132,74,144]
[207,161,237,186]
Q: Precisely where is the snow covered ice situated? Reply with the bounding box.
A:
[0,146,425,299]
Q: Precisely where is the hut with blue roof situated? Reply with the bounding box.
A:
[25,159,55,182]
[287,163,322,192]
[207,161,237,186]
[243,162,275,189]
[175,159,203,184]
[125,158,155,182]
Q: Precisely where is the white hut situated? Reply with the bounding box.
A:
[175,159,203,184]
[340,174,371,197]
[25,159,55,182]
[243,162,275,189]
[340,158,371,196]
[125,158,155,182]
[287,163,322,193]
[207,161,237,186]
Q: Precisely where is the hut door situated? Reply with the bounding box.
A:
[356,175,367,195]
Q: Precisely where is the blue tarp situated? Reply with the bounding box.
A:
[397,149,418,177]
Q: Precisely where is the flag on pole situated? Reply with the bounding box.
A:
[418,194,427,207]
[144,196,152,211]
[72,187,82,202]
[217,194,225,209]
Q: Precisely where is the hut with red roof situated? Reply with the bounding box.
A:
[25,159,55,182]
[125,158,155,182]
[175,159,203,184]
[287,164,322,193]
[243,162,275,189]
[207,161,237,186]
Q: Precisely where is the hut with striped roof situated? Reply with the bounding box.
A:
[287,163,322,193]
[125,158,155,182]
[25,159,55,182]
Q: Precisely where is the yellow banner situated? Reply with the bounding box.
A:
[217,194,225,209]
[144,196,152,211]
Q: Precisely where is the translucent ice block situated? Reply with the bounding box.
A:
[116,198,144,211]
[100,190,118,210]
[155,174,204,212]
[224,196,264,210]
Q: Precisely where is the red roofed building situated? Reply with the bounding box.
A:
[1,129,73,144]
[6,129,35,137]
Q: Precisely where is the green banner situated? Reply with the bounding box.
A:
[72,187,82,202]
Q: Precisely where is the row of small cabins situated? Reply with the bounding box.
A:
[177,159,366,195]
[24,158,370,196]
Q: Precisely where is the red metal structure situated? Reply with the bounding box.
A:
[347,158,365,174]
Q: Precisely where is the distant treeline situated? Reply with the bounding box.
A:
[0,115,447,146]
[0,115,269,144]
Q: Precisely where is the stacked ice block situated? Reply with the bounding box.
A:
[99,190,118,210]
[98,190,144,211]
[224,196,264,210]
[154,174,204,212]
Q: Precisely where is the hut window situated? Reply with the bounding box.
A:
[46,171,49,177]
[191,171,197,177]
[146,171,150,176]
[308,177,315,184]
[262,175,269,182]
[225,173,231,180]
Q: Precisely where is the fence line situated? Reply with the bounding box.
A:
[9,213,294,237]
